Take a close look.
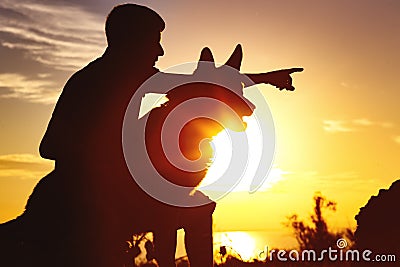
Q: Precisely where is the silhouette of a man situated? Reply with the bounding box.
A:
[39,3,229,267]
[39,4,167,267]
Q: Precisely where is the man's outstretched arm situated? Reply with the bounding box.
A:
[244,67,304,91]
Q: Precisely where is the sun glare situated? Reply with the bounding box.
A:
[217,231,257,261]
[199,128,232,187]
[199,115,281,192]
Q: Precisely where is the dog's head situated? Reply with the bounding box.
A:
[167,44,255,132]
[145,45,255,188]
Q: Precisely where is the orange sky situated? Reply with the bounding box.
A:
[1,0,399,249]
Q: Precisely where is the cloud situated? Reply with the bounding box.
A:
[0,1,105,71]
[323,120,354,133]
[275,170,388,194]
[340,81,359,89]
[323,118,394,133]
[0,153,53,179]
[0,73,59,104]
[353,118,394,128]
[0,1,110,104]
[352,118,374,126]
[380,122,394,128]
[309,171,360,181]
[0,6,31,22]
[340,82,350,88]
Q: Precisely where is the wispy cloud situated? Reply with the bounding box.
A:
[275,169,389,193]
[352,118,374,126]
[309,171,359,181]
[323,118,394,133]
[323,120,354,133]
[380,122,395,128]
[352,118,394,128]
[0,153,53,179]
[340,81,358,89]
[0,1,105,71]
[0,1,107,104]
[0,73,59,103]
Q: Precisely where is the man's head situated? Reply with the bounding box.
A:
[105,4,165,66]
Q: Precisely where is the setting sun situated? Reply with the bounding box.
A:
[216,231,257,261]
[199,114,278,193]
[199,128,232,188]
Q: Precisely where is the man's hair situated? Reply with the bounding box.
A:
[105,4,165,46]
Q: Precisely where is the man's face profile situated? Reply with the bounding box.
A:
[135,32,164,68]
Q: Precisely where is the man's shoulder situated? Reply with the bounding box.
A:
[68,57,106,84]
[54,57,105,107]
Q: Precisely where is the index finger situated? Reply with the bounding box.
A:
[287,67,304,74]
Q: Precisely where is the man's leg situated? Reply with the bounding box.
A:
[153,227,178,267]
[182,201,216,267]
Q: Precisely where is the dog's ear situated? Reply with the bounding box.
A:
[195,47,216,73]
[196,47,216,70]
[224,44,242,71]
[199,47,215,63]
